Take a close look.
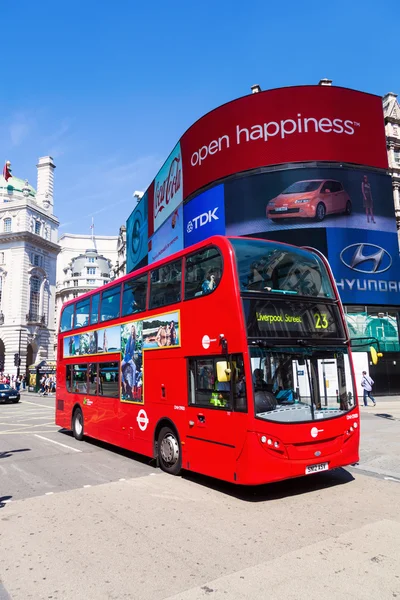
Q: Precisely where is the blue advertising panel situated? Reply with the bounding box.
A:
[326,228,400,305]
[126,192,148,273]
[149,204,183,264]
[183,184,225,247]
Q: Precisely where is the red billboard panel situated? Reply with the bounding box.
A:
[180,86,388,199]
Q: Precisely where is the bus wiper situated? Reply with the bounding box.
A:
[252,340,273,348]
[264,287,298,295]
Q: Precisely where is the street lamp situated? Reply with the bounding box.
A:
[17,329,22,379]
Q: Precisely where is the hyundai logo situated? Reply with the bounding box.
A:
[340,243,392,274]
[314,451,321,457]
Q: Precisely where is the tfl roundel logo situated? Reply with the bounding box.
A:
[340,243,392,274]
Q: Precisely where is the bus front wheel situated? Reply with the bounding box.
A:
[72,407,84,441]
[158,426,181,475]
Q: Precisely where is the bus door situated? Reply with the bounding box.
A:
[186,355,248,481]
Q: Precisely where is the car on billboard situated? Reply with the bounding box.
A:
[266,179,352,222]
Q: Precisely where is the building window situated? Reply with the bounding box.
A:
[73,281,78,287]
[31,253,43,267]
[394,150,400,165]
[29,275,41,321]
[88,257,95,263]
[87,267,96,275]
[0,277,2,308]
[393,125,398,137]
[35,221,41,235]
[0,252,4,264]
[87,279,95,285]
[4,218,11,233]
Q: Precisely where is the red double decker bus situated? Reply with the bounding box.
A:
[56,236,359,485]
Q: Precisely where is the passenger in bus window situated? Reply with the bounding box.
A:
[202,271,217,294]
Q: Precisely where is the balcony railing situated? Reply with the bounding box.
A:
[26,312,46,325]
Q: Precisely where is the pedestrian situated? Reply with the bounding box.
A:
[361,371,376,406]
[22,375,26,390]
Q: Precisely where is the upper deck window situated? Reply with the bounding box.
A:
[74,298,90,328]
[185,247,223,300]
[100,285,121,322]
[150,260,182,309]
[60,303,75,332]
[122,274,147,316]
[230,238,334,299]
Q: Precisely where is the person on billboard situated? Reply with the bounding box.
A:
[121,325,136,399]
[361,175,376,224]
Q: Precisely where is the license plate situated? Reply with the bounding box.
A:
[305,462,329,475]
[9,396,17,399]
[275,207,288,212]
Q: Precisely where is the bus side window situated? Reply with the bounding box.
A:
[90,293,100,325]
[66,364,72,392]
[72,364,88,394]
[100,285,121,322]
[188,355,247,412]
[60,303,75,332]
[185,247,223,300]
[74,298,90,328]
[150,260,182,309]
[88,363,98,395]
[122,274,147,316]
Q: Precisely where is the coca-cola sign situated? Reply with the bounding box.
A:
[154,142,183,231]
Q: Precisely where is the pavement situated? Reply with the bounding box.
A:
[0,392,399,600]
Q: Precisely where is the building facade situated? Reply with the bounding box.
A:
[383,92,400,230]
[0,157,60,377]
[55,233,118,334]
[114,225,127,279]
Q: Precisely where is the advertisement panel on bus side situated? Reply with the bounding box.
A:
[180,86,388,198]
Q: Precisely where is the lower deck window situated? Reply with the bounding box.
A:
[66,361,119,398]
[188,354,247,412]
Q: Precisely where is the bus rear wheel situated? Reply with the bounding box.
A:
[158,426,181,475]
[72,407,84,441]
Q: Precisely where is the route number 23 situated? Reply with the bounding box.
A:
[314,312,329,329]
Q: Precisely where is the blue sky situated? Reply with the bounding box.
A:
[1,0,396,237]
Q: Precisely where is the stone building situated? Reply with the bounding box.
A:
[383,92,400,229]
[0,157,60,376]
[55,233,118,334]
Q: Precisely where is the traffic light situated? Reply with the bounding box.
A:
[14,353,21,366]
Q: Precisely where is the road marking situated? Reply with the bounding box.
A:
[21,400,54,409]
[34,434,82,452]
[0,429,61,435]
[119,478,126,481]
[384,476,400,483]
[83,484,91,488]
[45,492,54,495]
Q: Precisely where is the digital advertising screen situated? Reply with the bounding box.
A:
[149,203,183,264]
[126,192,148,273]
[183,184,226,247]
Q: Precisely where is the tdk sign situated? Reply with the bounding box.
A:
[184,184,225,247]
[186,208,219,234]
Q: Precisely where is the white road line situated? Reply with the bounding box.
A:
[0,429,61,435]
[34,434,82,452]
[83,484,91,488]
[45,492,54,495]
[21,400,54,409]
[384,476,400,483]
[119,478,126,481]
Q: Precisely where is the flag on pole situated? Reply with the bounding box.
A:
[2,161,12,181]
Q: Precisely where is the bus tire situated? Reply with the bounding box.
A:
[72,407,84,441]
[157,426,181,476]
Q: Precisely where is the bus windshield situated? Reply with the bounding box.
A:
[230,238,334,298]
[250,346,355,423]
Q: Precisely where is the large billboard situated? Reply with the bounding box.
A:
[181,86,388,198]
[126,192,148,273]
[154,142,183,232]
[224,166,396,236]
[183,184,225,247]
[149,204,183,264]
[326,228,400,305]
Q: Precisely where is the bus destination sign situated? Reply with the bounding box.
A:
[243,298,345,341]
